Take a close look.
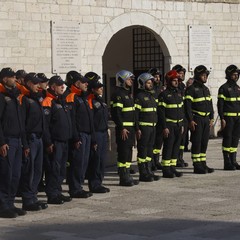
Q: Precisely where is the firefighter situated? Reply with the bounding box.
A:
[85,72,110,193]
[172,64,189,167]
[20,73,48,211]
[148,68,163,171]
[185,65,214,174]
[42,76,73,204]
[217,65,240,170]
[135,73,160,182]
[65,72,95,198]
[0,68,26,218]
[158,70,184,178]
[110,70,139,187]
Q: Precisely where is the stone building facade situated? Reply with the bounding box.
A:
[0,0,240,132]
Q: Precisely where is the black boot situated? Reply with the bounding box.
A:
[223,151,236,170]
[152,153,162,171]
[230,152,240,170]
[176,150,188,167]
[171,166,183,177]
[146,162,160,181]
[202,161,214,173]
[119,167,135,187]
[162,166,174,178]
[193,162,207,174]
[138,163,154,182]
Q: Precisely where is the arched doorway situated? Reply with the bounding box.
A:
[102,26,168,105]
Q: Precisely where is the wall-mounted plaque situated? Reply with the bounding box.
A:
[51,21,81,74]
[189,25,212,72]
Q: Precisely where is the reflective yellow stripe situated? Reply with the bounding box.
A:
[122,107,135,112]
[159,102,183,108]
[113,102,123,108]
[122,122,135,126]
[161,160,171,166]
[153,149,160,154]
[192,109,210,116]
[192,154,201,158]
[192,96,212,102]
[137,157,147,163]
[225,97,240,102]
[125,162,131,168]
[166,118,183,123]
[135,104,141,110]
[170,159,177,166]
[192,153,201,162]
[146,156,151,162]
[179,145,184,150]
[223,112,240,116]
[200,153,206,161]
[218,94,226,100]
[117,162,127,168]
[139,122,156,126]
[185,95,194,101]
[223,147,231,152]
[141,107,156,112]
[155,99,159,103]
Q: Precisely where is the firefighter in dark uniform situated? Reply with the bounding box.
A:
[0,68,26,218]
[172,64,189,167]
[148,68,163,171]
[135,73,160,182]
[66,72,95,198]
[184,65,214,174]
[20,73,48,211]
[85,72,110,193]
[217,65,240,170]
[158,70,184,178]
[42,76,73,204]
[111,70,139,187]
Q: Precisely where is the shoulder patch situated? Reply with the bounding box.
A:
[44,108,50,115]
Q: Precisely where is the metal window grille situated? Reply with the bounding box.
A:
[133,27,164,74]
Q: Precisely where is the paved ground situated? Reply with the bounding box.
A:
[1,138,240,240]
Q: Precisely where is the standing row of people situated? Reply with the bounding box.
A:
[111,64,240,186]
[0,68,109,218]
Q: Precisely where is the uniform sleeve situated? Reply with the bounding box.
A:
[71,96,81,142]
[134,96,142,131]
[184,86,194,122]
[0,94,6,146]
[111,94,124,129]
[42,106,52,147]
[157,92,167,129]
[20,96,29,149]
[217,86,225,120]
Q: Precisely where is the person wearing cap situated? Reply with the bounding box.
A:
[20,73,48,211]
[135,73,160,182]
[148,68,164,172]
[85,72,110,193]
[15,69,29,96]
[42,76,72,203]
[158,70,184,178]
[185,65,214,174]
[65,72,95,198]
[0,67,27,218]
[217,65,240,170]
[172,65,189,168]
[110,70,139,187]
[37,73,49,100]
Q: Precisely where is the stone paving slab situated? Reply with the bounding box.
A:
[1,139,240,240]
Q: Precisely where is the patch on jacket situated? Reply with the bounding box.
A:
[144,97,149,101]
[93,102,101,109]
[44,108,50,115]
[55,104,63,109]
[4,96,11,102]
[125,96,129,99]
